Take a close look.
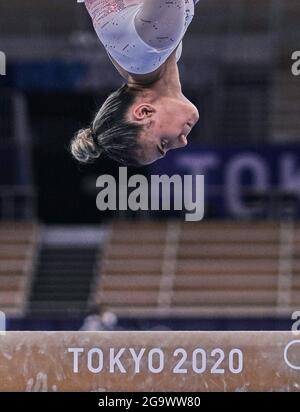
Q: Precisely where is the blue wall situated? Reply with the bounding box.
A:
[7,317,293,331]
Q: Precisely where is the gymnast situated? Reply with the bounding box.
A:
[71,0,200,166]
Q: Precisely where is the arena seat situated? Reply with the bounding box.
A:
[0,222,38,316]
[95,220,298,317]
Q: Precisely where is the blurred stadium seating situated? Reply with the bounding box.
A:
[0,222,38,316]
[96,220,300,317]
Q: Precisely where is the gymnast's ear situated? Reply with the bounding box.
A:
[131,103,156,121]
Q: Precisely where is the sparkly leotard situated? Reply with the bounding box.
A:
[77,0,195,74]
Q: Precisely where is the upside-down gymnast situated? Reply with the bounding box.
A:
[71,0,200,166]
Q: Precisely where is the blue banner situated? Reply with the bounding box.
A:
[150,144,300,218]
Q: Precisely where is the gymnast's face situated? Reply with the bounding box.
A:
[129,96,199,165]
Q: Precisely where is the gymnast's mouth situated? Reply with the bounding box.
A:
[179,123,192,141]
[186,123,193,132]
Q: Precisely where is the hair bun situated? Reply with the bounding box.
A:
[70,128,102,163]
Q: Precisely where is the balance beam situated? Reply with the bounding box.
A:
[0,331,299,392]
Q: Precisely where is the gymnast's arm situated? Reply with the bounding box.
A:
[134,0,186,50]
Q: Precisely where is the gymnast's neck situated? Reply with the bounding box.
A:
[127,52,182,95]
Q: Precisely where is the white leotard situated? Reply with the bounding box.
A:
[77,0,195,74]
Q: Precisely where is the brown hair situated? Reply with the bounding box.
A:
[70,84,144,166]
